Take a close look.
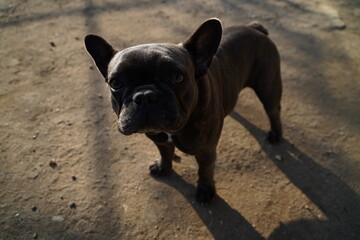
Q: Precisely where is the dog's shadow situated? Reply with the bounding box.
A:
[155,112,360,240]
[156,172,265,240]
[229,112,360,239]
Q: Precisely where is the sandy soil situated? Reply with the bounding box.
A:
[1,0,359,239]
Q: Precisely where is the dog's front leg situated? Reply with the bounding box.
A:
[146,133,174,176]
[195,148,216,204]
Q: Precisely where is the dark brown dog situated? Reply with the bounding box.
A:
[84,18,282,204]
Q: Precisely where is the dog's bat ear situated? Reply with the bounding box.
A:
[183,18,222,78]
[84,34,116,78]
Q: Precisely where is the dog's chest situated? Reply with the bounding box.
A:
[169,132,203,155]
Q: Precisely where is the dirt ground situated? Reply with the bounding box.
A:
[1,0,360,239]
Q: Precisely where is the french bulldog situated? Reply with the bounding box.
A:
[84,18,282,204]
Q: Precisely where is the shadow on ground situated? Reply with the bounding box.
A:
[154,112,360,240]
[230,112,360,240]
[156,173,265,240]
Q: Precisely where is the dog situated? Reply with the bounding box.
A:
[84,18,282,204]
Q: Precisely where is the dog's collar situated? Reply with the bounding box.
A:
[165,133,173,143]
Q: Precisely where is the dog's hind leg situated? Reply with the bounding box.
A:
[253,71,283,144]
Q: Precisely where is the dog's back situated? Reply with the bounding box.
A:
[208,23,281,116]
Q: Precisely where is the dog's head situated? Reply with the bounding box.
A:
[84,19,222,135]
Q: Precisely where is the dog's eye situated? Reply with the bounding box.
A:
[172,74,184,84]
[109,79,123,90]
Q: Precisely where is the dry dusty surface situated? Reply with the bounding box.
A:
[1,0,360,239]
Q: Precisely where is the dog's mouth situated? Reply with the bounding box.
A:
[114,84,187,135]
[123,128,162,135]
[117,122,180,136]
[117,119,162,135]
[117,108,183,136]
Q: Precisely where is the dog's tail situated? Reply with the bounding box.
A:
[249,22,269,36]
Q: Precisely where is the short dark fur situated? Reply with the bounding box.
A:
[84,19,282,204]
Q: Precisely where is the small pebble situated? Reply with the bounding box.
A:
[72,176,77,181]
[9,58,20,67]
[154,225,158,229]
[189,165,197,170]
[275,155,283,161]
[28,172,39,180]
[70,202,77,209]
[52,216,64,222]
[50,42,56,47]
[31,205,37,212]
[32,232,38,239]
[49,161,57,169]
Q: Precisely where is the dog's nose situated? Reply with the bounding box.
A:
[133,90,158,105]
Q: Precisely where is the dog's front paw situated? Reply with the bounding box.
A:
[149,160,171,177]
[266,131,283,144]
[196,182,215,205]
